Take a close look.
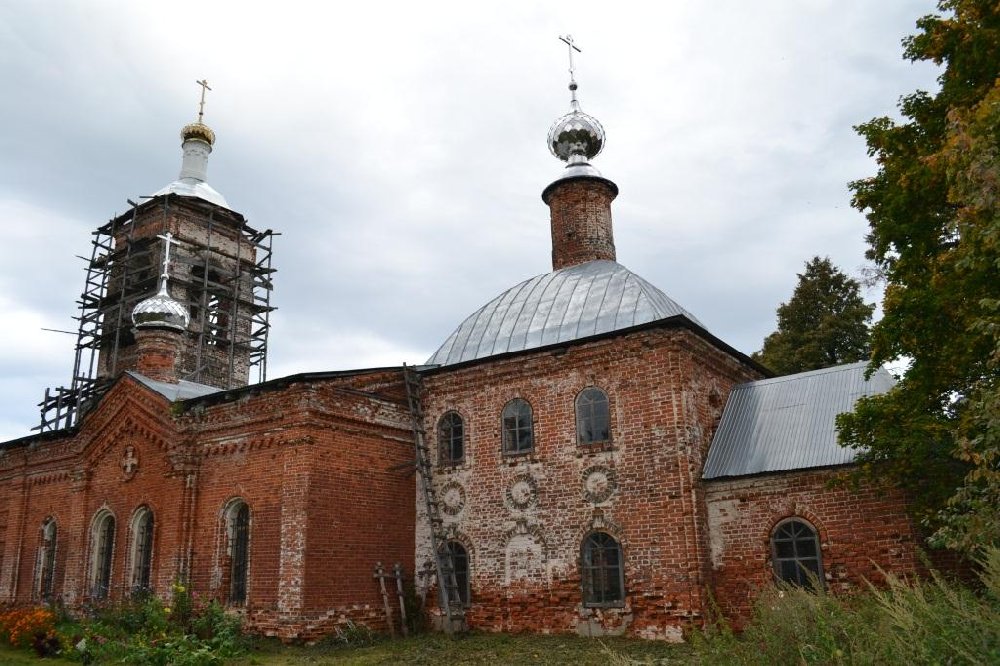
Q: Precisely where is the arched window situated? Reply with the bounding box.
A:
[225,500,251,605]
[581,532,624,607]
[501,398,534,454]
[576,387,610,444]
[130,507,155,593]
[37,519,57,602]
[771,518,824,588]
[438,411,464,464]
[89,511,116,599]
[440,541,471,605]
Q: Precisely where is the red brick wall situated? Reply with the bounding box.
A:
[420,325,760,639]
[0,370,416,642]
[545,178,617,270]
[704,469,920,624]
[0,378,188,607]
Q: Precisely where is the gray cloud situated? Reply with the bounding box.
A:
[0,0,941,439]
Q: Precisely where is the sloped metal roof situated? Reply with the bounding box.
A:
[127,371,221,402]
[427,260,705,366]
[702,361,895,479]
[151,178,229,209]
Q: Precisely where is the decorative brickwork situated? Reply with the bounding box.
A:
[418,323,761,639]
[0,370,415,640]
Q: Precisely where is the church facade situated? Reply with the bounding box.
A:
[0,78,929,641]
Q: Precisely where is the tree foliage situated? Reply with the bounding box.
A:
[752,257,874,375]
[837,0,1000,554]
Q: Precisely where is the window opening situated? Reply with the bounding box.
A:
[438,412,465,464]
[581,532,624,606]
[131,508,155,593]
[229,502,250,605]
[91,513,116,599]
[771,518,824,588]
[442,541,470,605]
[502,398,534,454]
[576,387,610,444]
[38,520,57,602]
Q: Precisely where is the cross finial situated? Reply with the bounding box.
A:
[559,35,581,83]
[558,35,583,110]
[196,79,212,123]
[156,232,181,295]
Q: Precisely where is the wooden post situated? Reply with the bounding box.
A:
[393,563,409,637]
[374,562,396,638]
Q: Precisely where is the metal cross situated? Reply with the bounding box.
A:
[196,79,212,123]
[559,35,582,83]
[156,232,181,292]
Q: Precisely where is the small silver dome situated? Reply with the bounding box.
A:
[548,110,605,162]
[132,288,190,331]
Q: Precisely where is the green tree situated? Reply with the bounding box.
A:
[837,0,1000,554]
[752,257,874,375]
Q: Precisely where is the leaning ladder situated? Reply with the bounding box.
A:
[402,365,465,634]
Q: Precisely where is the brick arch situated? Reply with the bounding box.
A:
[572,507,625,548]
[765,509,828,547]
[442,527,477,568]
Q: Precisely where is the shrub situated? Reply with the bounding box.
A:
[682,548,1000,665]
[0,607,56,649]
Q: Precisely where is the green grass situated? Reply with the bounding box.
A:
[232,632,694,665]
[0,643,51,664]
[4,551,998,664]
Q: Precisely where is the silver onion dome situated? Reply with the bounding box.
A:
[132,287,190,331]
[548,105,605,163]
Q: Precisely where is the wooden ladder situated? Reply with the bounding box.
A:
[402,364,465,633]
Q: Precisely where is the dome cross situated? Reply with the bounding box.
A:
[558,35,583,110]
[196,79,212,124]
[156,231,180,295]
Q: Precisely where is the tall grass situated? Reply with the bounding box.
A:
[678,549,1000,665]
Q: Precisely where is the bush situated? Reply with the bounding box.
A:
[0,607,56,649]
[683,548,1000,665]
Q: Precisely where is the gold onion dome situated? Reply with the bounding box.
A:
[181,121,216,146]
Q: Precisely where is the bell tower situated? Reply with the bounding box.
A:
[37,82,277,431]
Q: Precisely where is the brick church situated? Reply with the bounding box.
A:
[0,70,929,641]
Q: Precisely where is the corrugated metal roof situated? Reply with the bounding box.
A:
[702,361,894,479]
[427,260,705,366]
[127,371,220,402]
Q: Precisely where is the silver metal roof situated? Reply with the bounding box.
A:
[127,371,220,402]
[151,178,229,209]
[427,260,705,366]
[702,361,895,479]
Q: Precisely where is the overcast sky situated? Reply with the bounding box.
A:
[0,1,942,440]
